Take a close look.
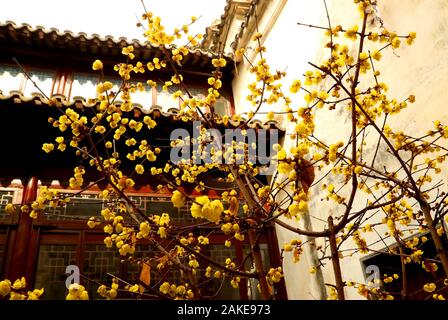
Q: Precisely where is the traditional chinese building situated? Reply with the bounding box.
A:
[0,20,287,299]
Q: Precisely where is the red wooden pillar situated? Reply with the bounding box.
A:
[5,176,38,284]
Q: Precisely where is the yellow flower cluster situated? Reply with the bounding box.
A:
[66,283,89,300]
[190,196,224,224]
[128,284,141,293]
[283,239,303,263]
[69,166,85,188]
[26,186,61,219]
[352,230,368,254]
[135,164,145,174]
[92,59,103,70]
[197,236,209,245]
[345,25,359,40]
[171,190,186,208]
[102,212,136,256]
[287,200,308,218]
[50,108,87,136]
[159,281,194,299]
[230,276,240,288]
[358,52,371,74]
[96,81,114,95]
[146,57,166,71]
[97,280,119,300]
[5,203,16,214]
[383,274,399,284]
[207,76,222,89]
[289,80,302,94]
[143,13,175,46]
[212,58,227,68]
[0,277,44,300]
[423,283,436,293]
[87,217,101,229]
[136,221,151,239]
[267,267,283,283]
[304,70,323,87]
[122,45,135,59]
[422,261,438,273]
[328,142,344,162]
[42,143,55,153]
[114,63,133,80]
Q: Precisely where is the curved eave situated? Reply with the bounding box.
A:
[0,92,282,189]
[0,90,285,132]
[0,21,234,72]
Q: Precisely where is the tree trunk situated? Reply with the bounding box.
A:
[231,168,271,299]
[399,246,408,300]
[328,216,345,300]
[303,212,327,299]
[248,229,271,299]
[420,201,448,279]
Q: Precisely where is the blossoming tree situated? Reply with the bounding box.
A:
[2,0,448,300]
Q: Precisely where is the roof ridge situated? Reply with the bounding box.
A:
[0,90,284,131]
[0,20,233,59]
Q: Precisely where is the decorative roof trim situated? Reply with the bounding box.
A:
[0,21,234,68]
[0,90,285,131]
[201,0,265,55]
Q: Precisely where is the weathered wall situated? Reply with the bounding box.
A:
[230,0,448,299]
[316,0,448,299]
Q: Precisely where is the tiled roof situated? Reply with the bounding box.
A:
[201,0,263,54]
[0,21,234,70]
[0,90,285,131]
[201,0,233,52]
[229,0,262,52]
[0,19,283,131]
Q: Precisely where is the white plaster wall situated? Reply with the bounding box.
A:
[231,0,448,299]
[232,0,328,116]
[313,0,448,299]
